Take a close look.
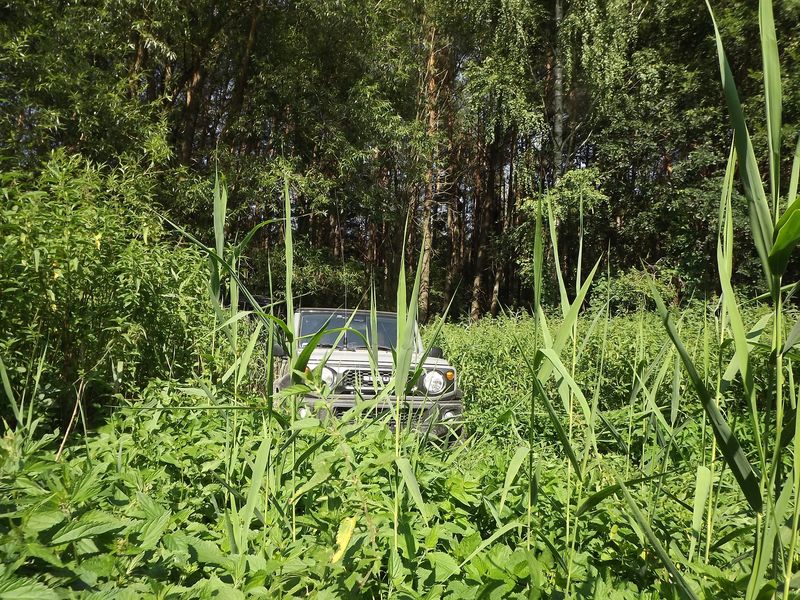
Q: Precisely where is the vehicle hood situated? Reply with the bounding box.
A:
[304,348,454,372]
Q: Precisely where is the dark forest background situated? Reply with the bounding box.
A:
[3,0,799,320]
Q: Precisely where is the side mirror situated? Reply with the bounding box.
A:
[429,346,444,359]
[272,342,287,358]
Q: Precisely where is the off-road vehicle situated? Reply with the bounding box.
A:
[273,308,462,432]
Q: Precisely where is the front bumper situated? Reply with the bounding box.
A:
[314,390,462,410]
[301,391,463,434]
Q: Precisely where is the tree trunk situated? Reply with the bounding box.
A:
[470,142,491,321]
[552,0,565,183]
[224,7,261,142]
[419,25,438,324]
[489,269,504,316]
[180,55,204,165]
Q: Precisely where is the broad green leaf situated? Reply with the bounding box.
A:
[0,578,58,600]
[289,467,331,505]
[138,510,172,551]
[769,210,800,275]
[290,417,320,430]
[499,446,529,514]
[395,457,428,524]
[650,280,762,513]
[428,551,460,580]
[48,512,124,546]
[330,516,357,563]
[25,511,65,533]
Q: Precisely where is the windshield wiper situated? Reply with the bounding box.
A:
[304,342,341,349]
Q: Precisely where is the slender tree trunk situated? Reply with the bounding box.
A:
[470,139,491,321]
[419,25,438,324]
[224,7,261,142]
[552,0,565,183]
[129,31,146,98]
[490,269,504,316]
[181,55,204,165]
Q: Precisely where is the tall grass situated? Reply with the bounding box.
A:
[649,1,800,597]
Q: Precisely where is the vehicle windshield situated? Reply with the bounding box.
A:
[298,312,400,350]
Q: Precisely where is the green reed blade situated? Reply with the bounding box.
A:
[689,466,712,560]
[706,0,774,293]
[650,280,763,513]
[759,0,782,212]
[395,457,428,524]
[499,446,529,514]
[617,480,701,600]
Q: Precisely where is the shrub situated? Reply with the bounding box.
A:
[0,152,213,428]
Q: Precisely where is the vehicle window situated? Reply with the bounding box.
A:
[298,312,399,350]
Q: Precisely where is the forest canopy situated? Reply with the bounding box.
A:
[3,0,799,318]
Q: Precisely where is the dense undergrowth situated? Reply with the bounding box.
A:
[0,377,753,599]
[0,154,790,599]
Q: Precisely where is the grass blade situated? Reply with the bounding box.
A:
[499,446,529,514]
[779,134,800,229]
[617,480,700,600]
[689,466,712,560]
[650,280,762,513]
[213,169,227,262]
[458,521,521,569]
[576,470,678,517]
[705,0,774,292]
[395,457,428,524]
[238,438,270,551]
[283,174,294,355]
[759,0,782,210]
[0,355,20,424]
[531,375,582,481]
[237,322,264,387]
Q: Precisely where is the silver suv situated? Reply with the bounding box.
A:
[274,308,462,429]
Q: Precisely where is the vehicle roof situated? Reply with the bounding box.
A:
[296,308,399,317]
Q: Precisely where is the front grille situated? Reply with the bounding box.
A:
[337,369,394,394]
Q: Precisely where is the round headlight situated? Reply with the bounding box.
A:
[423,370,445,395]
[321,367,336,389]
[298,406,308,419]
[443,410,457,421]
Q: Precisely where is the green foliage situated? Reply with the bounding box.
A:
[0,379,754,598]
[589,268,678,315]
[0,152,212,427]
